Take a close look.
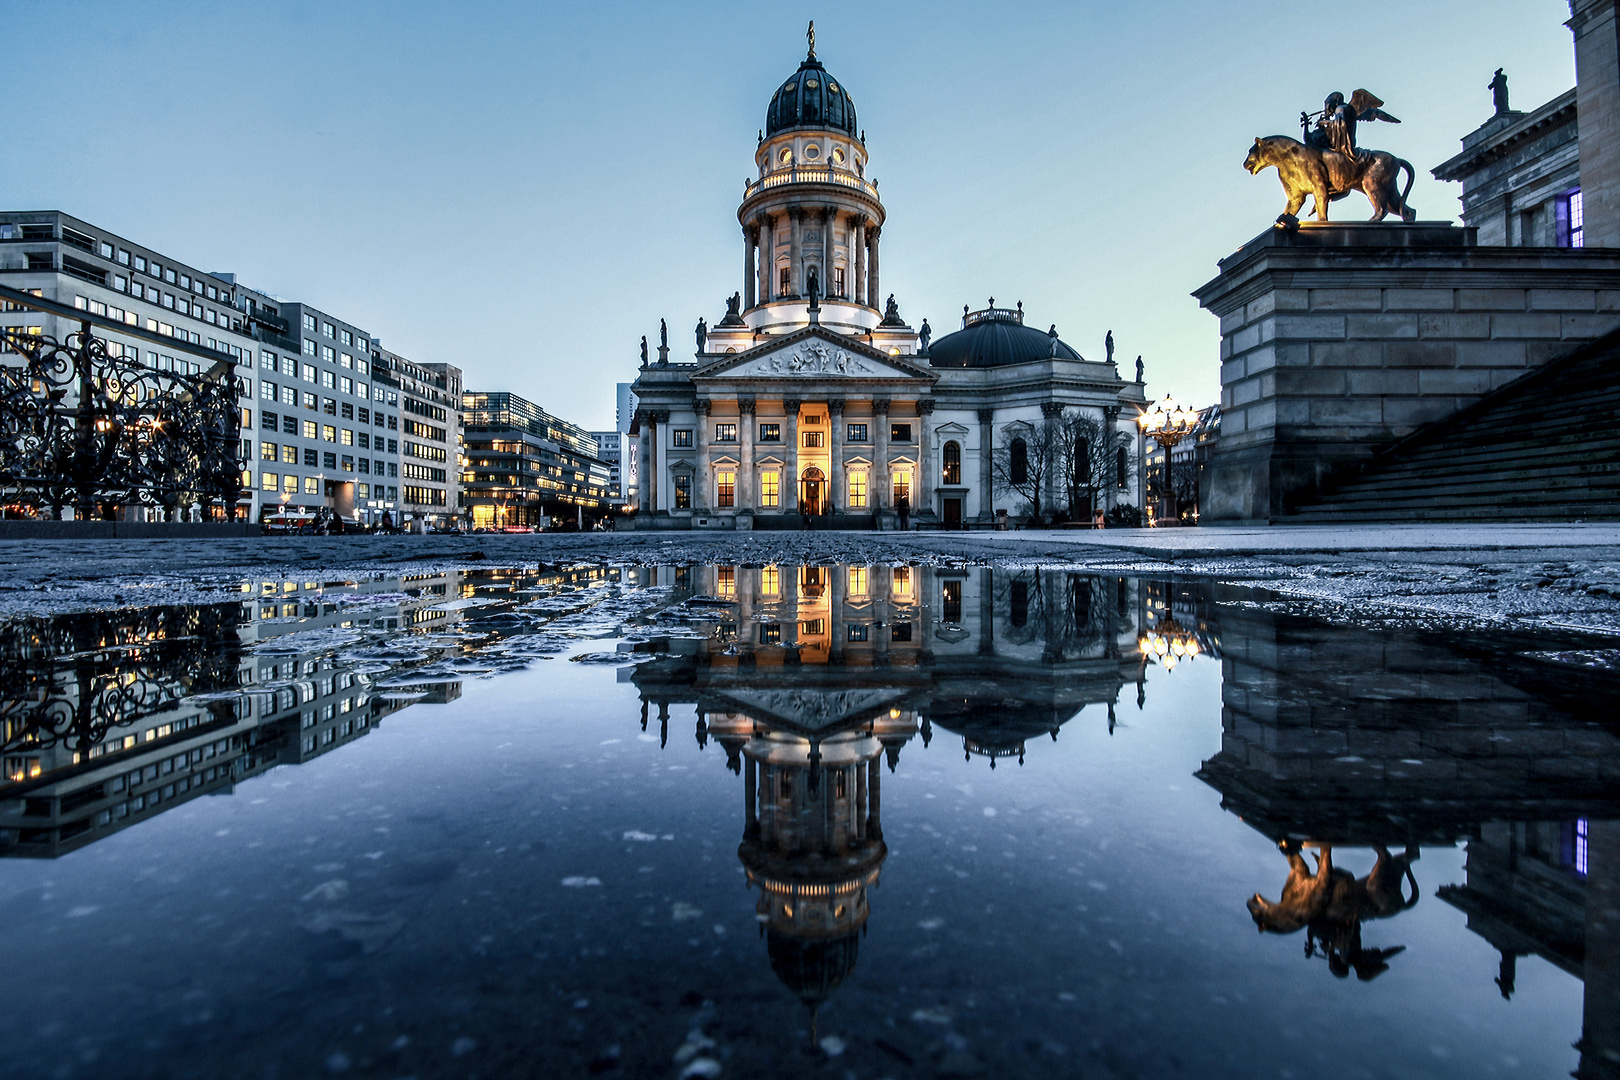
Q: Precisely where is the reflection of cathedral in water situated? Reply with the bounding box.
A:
[632,564,1151,1012]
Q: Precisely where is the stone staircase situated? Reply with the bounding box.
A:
[1285,330,1620,523]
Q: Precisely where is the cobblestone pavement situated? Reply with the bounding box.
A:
[2,525,1619,635]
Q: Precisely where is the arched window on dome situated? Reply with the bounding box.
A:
[1010,437,1029,486]
[942,441,961,485]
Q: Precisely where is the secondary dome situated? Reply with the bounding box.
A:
[927,306,1083,368]
[766,54,858,138]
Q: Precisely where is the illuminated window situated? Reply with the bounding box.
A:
[717,567,735,595]
[282,445,297,464]
[848,566,868,595]
[760,470,780,508]
[673,474,691,509]
[715,423,737,442]
[303,419,317,439]
[323,425,337,442]
[847,470,867,508]
[304,477,319,494]
[803,430,824,448]
[943,440,961,484]
[759,423,780,442]
[779,267,791,297]
[892,469,911,506]
[262,472,278,491]
[892,566,912,597]
[340,429,354,446]
[761,566,780,595]
[260,441,276,461]
[847,623,868,642]
[672,429,693,447]
[716,470,735,507]
[1557,189,1585,248]
[283,475,299,494]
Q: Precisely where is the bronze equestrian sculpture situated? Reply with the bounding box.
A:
[1245,88,1416,224]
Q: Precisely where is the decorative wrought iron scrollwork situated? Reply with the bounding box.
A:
[0,320,244,519]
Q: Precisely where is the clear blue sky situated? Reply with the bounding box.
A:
[2,0,1577,428]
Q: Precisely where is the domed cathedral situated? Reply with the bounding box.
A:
[629,25,1148,529]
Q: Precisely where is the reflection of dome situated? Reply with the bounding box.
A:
[929,308,1083,368]
[928,698,1074,765]
[767,928,861,1008]
[765,55,858,138]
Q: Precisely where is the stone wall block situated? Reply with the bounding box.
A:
[1455,340,1529,368]
[1384,288,1457,311]
[1309,288,1383,311]
[1273,314,1347,340]
[1346,370,1420,396]
[1274,398,1311,425]
[1308,398,1383,424]
[1231,322,1262,354]
[1246,345,1277,373]
[1273,289,1310,311]
[1219,309,1249,335]
[1527,288,1597,311]
[1221,358,1246,385]
[1247,401,1276,431]
[1386,342,1459,368]
[1220,336,1233,360]
[1309,341,1384,368]
[1526,341,1578,366]
[1489,312,1563,339]
[1383,397,1460,428]
[1417,313,1491,339]
[1457,288,1526,311]
[1560,312,1620,338]
[1231,378,1262,406]
[1418,368,1497,394]
[1274,369,1347,396]
[1597,290,1620,312]
[1245,292,1276,321]
[1273,343,1313,368]
[1346,313,1419,339]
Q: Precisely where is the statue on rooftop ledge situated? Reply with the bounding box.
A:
[1244,89,1416,225]
[1105,330,1114,366]
[919,318,931,353]
[695,317,707,352]
[640,336,648,366]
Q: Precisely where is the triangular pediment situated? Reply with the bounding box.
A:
[695,326,936,383]
[710,686,911,733]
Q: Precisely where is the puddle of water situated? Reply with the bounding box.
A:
[0,564,1615,1079]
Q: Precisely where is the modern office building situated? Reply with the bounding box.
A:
[591,430,626,504]
[371,349,462,529]
[0,210,405,526]
[460,391,612,528]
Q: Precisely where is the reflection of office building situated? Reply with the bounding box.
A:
[631,565,1144,1012]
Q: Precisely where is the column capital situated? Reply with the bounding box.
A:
[917,398,935,415]
[738,397,756,415]
[977,408,995,424]
[651,409,670,424]
[1041,401,1065,418]
[866,224,881,241]
[828,399,846,416]
[696,399,712,415]
[823,204,838,220]
[851,213,868,228]
[873,397,891,415]
[782,397,802,414]
[788,204,804,221]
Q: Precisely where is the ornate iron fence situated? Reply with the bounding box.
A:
[0,308,244,520]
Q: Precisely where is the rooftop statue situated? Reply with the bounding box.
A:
[1244,89,1416,224]
[1490,68,1510,116]
[1105,329,1114,366]
[640,336,648,366]
[695,317,708,352]
[1048,324,1059,358]
[919,318,931,353]
[1135,356,1144,383]
[660,319,668,349]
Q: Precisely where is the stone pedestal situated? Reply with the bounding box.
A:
[1193,222,1620,523]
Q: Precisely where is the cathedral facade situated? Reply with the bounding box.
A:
[629,33,1146,528]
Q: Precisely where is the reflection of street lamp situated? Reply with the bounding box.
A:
[1138,616,1203,672]
[1137,396,1199,526]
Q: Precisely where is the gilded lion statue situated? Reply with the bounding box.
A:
[1245,135,1416,223]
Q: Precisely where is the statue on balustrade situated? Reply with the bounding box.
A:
[1243,88,1416,224]
[695,318,707,352]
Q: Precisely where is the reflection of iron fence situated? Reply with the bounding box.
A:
[0,287,244,520]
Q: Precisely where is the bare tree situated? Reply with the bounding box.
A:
[991,419,1061,522]
[1054,412,1129,522]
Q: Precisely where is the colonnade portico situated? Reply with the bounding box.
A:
[743,207,883,308]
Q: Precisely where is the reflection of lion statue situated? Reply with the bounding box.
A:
[1245,135,1416,223]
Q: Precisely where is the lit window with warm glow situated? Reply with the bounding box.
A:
[892,566,912,597]
[716,470,736,508]
[847,470,867,508]
[761,566,780,595]
[848,566,868,596]
[760,470,780,509]
[717,567,735,596]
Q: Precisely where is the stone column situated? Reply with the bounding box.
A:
[867,225,881,309]
[874,567,891,666]
[978,407,994,522]
[1103,406,1120,512]
[873,398,891,512]
[738,398,755,512]
[978,567,995,656]
[695,399,711,512]
[742,225,756,310]
[757,214,774,303]
[646,411,662,513]
[783,398,801,514]
[1042,401,1064,521]
[788,207,803,297]
[828,399,845,512]
[1572,0,1620,248]
[822,206,836,295]
[829,564,845,665]
[917,399,935,518]
[852,216,866,306]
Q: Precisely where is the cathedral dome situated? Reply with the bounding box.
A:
[927,305,1083,368]
[765,55,858,139]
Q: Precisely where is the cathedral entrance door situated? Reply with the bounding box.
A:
[800,467,826,516]
[944,498,962,527]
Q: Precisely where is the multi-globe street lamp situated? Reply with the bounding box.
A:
[1136,396,1200,525]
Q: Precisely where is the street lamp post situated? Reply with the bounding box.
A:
[1136,396,1198,526]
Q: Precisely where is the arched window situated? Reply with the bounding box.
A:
[1010,437,1029,486]
[942,440,961,485]
[1072,437,1090,488]
[1116,447,1128,486]
[1010,579,1029,627]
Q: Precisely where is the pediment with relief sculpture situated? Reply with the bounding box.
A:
[696,328,934,383]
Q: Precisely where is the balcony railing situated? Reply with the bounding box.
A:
[743,166,878,202]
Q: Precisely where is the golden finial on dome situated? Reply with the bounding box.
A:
[807,20,816,60]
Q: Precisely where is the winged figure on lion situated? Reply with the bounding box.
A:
[1246,89,1416,224]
